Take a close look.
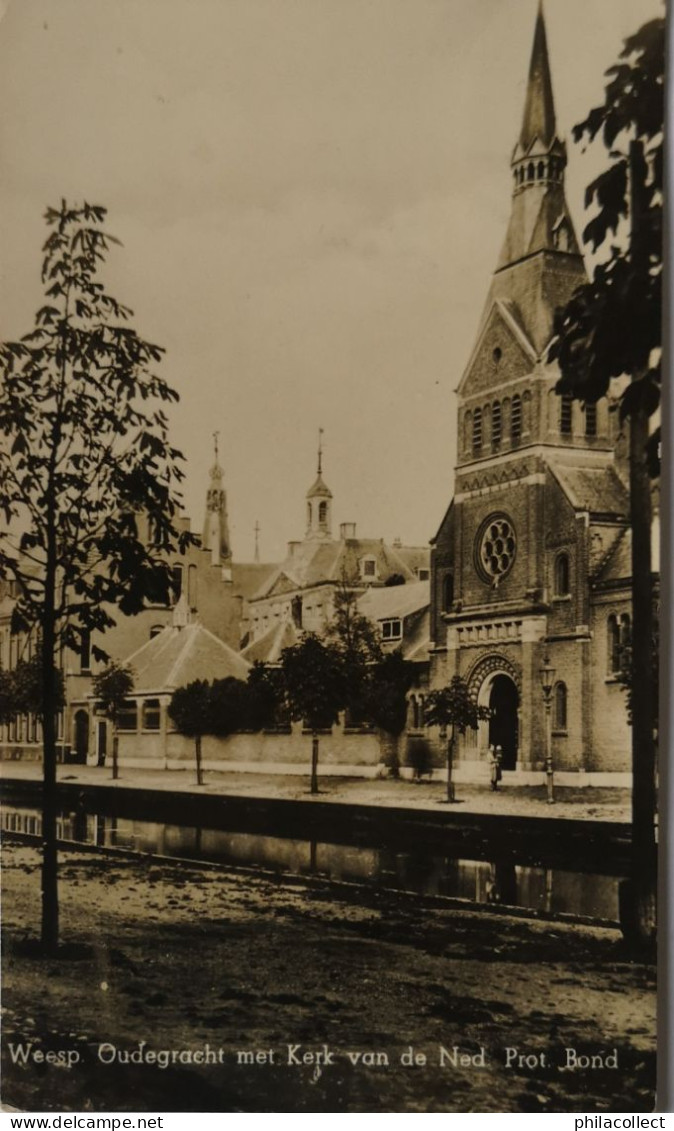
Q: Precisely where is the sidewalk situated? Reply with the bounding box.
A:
[0,760,632,822]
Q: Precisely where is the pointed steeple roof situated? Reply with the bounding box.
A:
[519,2,556,152]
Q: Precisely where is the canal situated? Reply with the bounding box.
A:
[1,799,624,924]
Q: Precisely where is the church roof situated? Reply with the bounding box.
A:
[548,462,629,518]
[231,562,278,600]
[122,622,249,693]
[358,579,429,622]
[518,3,557,153]
[250,536,428,601]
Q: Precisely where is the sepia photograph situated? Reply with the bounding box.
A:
[0,0,664,1115]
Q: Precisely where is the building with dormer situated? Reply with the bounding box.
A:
[243,441,430,658]
[429,5,641,783]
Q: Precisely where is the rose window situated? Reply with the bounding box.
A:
[477,515,516,581]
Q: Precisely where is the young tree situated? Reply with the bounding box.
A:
[92,663,134,782]
[325,579,381,724]
[0,651,65,728]
[280,635,347,794]
[0,201,191,952]
[424,676,490,803]
[363,651,416,778]
[547,19,663,946]
[168,680,213,787]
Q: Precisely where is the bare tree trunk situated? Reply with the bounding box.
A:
[112,730,119,781]
[621,139,657,950]
[446,726,456,803]
[40,588,59,953]
[195,734,203,786]
[310,732,319,794]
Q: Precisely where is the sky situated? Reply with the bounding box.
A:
[0,0,664,562]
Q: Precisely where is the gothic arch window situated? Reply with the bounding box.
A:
[169,564,183,605]
[464,409,473,454]
[522,389,532,433]
[537,160,545,180]
[527,163,534,181]
[554,553,570,596]
[511,394,522,445]
[79,629,91,673]
[443,572,454,611]
[554,682,567,729]
[492,401,502,449]
[560,393,573,435]
[607,615,621,674]
[585,402,597,436]
[472,406,482,454]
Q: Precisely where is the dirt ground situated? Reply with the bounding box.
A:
[1,840,656,1114]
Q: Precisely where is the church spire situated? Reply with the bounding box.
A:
[305,430,333,539]
[202,430,232,566]
[518,2,556,152]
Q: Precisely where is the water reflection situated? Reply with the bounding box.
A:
[1,805,620,923]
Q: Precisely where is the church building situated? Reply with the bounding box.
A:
[429,5,637,783]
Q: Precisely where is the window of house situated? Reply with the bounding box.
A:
[472,407,482,453]
[117,700,138,732]
[142,698,161,731]
[169,565,183,604]
[554,681,567,729]
[554,553,570,596]
[382,619,402,641]
[79,629,91,672]
[307,502,312,527]
[492,400,502,449]
[607,615,621,674]
[560,394,573,435]
[417,567,429,581]
[361,558,377,578]
[585,402,597,437]
[443,572,454,611]
[318,501,328,524]
[511,394,522,444]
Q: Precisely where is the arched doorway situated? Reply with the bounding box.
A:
[74,709,89,763]
[488,675,519,770]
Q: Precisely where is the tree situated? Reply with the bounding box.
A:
[93,663,135,782]
[325,579,381,725]
[0,201,191,952]
[210,677,249,737]
[280,635,347,794]
[0,650,65,728]
[547,19,663,947]
[363,651,416,778]
[168,680,213,787]
[424,676,490,803]
[245,662,285,731]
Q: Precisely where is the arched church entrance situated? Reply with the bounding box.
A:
[488,675,519,770]
[74,709,89,763]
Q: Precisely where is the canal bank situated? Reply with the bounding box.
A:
[1,840,656,1113]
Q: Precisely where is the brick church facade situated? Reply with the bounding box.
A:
[429,6,639,783]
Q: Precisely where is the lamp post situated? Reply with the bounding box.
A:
[539,651,555,804]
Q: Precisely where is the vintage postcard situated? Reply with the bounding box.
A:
[0,0,663,1115]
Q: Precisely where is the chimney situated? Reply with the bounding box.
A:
[340,522,356,540]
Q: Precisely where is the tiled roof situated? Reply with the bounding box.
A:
[251,537,428,599]
[240,618,299,665]
[231,562,278,600]
[549,462,628,518]
[122,622,249,693]
[358,580,429,622]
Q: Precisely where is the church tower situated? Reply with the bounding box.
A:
[305,429,333,540]
[202,432,232,567]
[429,3,631,780]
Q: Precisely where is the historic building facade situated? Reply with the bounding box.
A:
[429,6,636,783]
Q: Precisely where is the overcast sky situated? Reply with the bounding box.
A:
[0,0,663,561]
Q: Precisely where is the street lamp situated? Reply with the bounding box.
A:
[539,651,556,804]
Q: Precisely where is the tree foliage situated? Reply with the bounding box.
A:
[93,662,134,725]
[424,676,487,735]
[0,201,193,655]
[548,18,664,472]
[168,680,213,739]
[280,635,347,732]
[364,651,416,738]
[0,650,65,721]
